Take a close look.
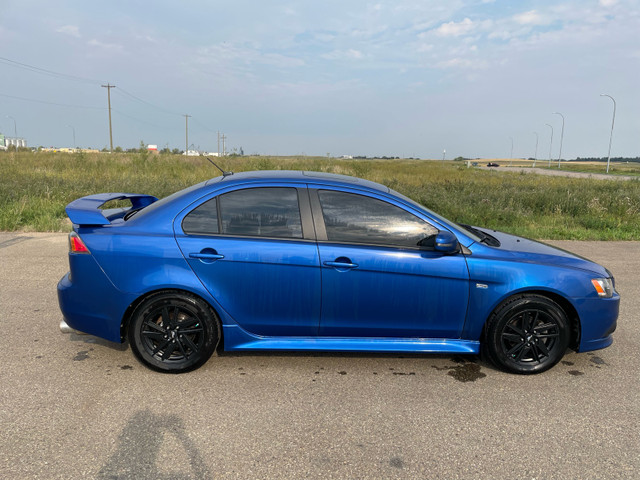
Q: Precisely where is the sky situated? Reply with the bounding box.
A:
[0,0,638,159]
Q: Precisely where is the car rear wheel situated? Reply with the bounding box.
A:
[484,294,570,374]
[128,292,219,373]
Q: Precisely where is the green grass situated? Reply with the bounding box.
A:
[1,151,639,240]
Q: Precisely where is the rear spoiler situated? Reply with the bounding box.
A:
[65,193,158,226]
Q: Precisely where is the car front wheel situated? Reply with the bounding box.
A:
[484,294,570,374]
[129,291,219,373]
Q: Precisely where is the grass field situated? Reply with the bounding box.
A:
[1,151,639,240]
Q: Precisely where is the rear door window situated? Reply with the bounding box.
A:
[219,187,303,239]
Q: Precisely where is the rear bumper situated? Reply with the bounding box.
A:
[57,267,135,343]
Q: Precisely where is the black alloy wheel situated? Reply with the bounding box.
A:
[129,292,219,373]
[484,294,570,374]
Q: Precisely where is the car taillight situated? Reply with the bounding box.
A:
[69,232,90,254]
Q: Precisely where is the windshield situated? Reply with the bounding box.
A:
[390,189,482,243]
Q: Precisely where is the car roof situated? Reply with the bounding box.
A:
[206,170,390,194]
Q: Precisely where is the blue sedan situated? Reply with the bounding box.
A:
[58,170,619,374]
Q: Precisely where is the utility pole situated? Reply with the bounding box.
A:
[101,84,115,152]
[221,134,226,156]
[183,114,191,155]
[217,131,220,156]
[533,131,538,168]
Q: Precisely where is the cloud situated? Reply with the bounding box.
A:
[262,53,305,68]
[321,49,364,60]
[88,39,123,51]
[599,0,618,6]
[435,18,474,37]
[513,10,548,26]
[435,57,488,70]
[56,25,81,38]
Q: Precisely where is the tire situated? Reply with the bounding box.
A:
[484,294,570,374]
[128,291,220,373]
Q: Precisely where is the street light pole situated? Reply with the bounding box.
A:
[183,114,191,155]
[552,112,564,168]
[600,94,616,174]
[509,137,513,166]
[6,115,17,150]
[533,132,539,168]
[66,124,76,150]
[545,123,554,168]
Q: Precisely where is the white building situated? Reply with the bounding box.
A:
[2,135,27,149]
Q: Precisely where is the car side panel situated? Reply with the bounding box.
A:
[462,251,620,346]
[175,235,322,337]
[318,244,470,337]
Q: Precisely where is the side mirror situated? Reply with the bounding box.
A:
[434,231,459,254]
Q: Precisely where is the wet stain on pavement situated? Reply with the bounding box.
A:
[73,350,90,361]
[561,360,575,366]
[590,356,607,365]
[338,370,347,375]
[119,365,133,370]
[392,372,416,376]
[432,359,487,382]
[568,370,584,376]
[389,457,405,468]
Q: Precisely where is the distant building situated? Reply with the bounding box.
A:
[0,134,27,150]
[147,144,159,154]
[184,150,200,156]
[340,155,353,159]
[5,137,27,149]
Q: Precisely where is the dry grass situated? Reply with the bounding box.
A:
[1,151,639,240]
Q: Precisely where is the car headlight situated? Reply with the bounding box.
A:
[591,278,614,298]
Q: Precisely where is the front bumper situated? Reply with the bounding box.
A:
[576,294,619,353]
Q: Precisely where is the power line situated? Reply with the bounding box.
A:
[111,109,173,131]
[114,87,182,117]
[191,116,217,134]
[0,56,104,85]
[0,92,105,109]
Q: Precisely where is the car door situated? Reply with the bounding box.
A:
[312,188,470,338]
[175,185,321,337]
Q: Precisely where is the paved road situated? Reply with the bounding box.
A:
[1,233,638,479]
[478,166,639,181]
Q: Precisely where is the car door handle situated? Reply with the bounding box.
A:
[189,252,225,260]
[323,261,358,269]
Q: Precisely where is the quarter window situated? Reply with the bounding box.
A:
[318,190,437,247]
[182,198,219,235]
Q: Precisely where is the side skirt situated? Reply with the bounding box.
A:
[222,325,480,354]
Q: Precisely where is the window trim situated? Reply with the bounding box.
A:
[180,186,315,241]
[308,187,440,250]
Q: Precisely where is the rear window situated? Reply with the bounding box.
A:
[182,187,303,239]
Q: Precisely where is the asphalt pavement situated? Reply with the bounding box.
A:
[0,233,638,479]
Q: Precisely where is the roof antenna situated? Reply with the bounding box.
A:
[206,157,233,177]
